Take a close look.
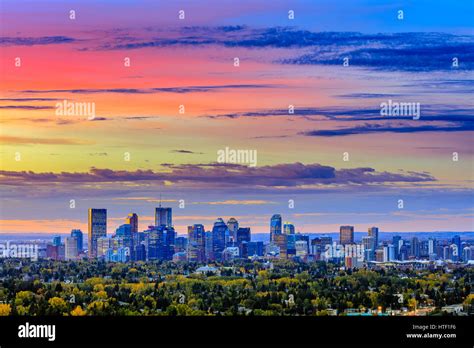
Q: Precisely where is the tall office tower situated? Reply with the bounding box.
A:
[205,231,214,260]
[212,218,228,260]
[187,224,205,262]
[340,226,354,245]
[227,218,239,243]
[125,214,138,260]
[392,235,401,260]
[115,224,133,253]
[295,240,308,258]
[174,237,188,253]
[236,227,251,244]
[420,240,429,258]
[388,244,396,261]
[144,225,176,261]
[70,229,83,253]
[428,238,437,260]
[410,237,420,258]
[96,237,112,258]
[270,214,282,242]
[283,222,295,235]
[295,234,310,254]
[52,236,61,247]
[88,208,107,258]
[368,227,379,248]
[287,234,296,257]
[236,227,251,256]
[362,236,375,261]
[126,213,138,233]
[247,241,264,257]
[452,235,461,261]
[155,207,172,227]
[144,226,162,260]
[162,225,176,260]
[273,234,288,259]
[65,237,78,260]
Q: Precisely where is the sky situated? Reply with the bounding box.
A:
[0,0,473,235]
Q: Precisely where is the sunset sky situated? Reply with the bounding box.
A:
[1,0,473,235]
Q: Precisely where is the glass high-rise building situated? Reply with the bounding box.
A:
[273,233,287,259]
[283,223,295,235]
[205,230,213,260]
[340,226,354,245]
[227,217,239,244]
[126,213,138,233]
[65,237,78,260]
[187,224,205,262]
[70,229,83,253]
[52,236,61,247]
[270,214,282,242]
[368,227,379,248]
[362,236,375,261]
[155,207,172,227]
[410,237,420,258]
[212,218,228,260]
[88,208,107,258]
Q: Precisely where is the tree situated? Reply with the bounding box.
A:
[0,303,12,316]
[70,305,87,316]
[48,297,68,315]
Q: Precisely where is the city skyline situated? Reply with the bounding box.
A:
[1,0,473,235]
[33,205,473,265]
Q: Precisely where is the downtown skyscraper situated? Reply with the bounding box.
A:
[88,209,107,258]
[340,226,354,245]
[155,207,172,227]
[187,224,206,262]
[270,214,282,242]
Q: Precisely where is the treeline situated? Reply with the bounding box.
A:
[0,259,472,316]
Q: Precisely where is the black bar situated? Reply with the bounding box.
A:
[0,316,472,347]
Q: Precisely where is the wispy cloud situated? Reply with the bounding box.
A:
[94,27,474,72]
[20,84,277,95]
[171,149,204,155]
[193,200,275,205]
[0,105,54,110]
[0,36,76,46]
[302,122,474,137]
[0,136,92,145]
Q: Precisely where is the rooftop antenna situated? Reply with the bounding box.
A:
[159,193,162,208]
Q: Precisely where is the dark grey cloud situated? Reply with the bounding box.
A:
[20,84,276,95]
[0,98,60,102]
[302,122,474,137]
[207,104,473,136]
[284,43,474,71]
[95,27,474,72]
[207,105,473,121]
[0,163,435,189]
[171,150,204,154]
[0,36,76,46]
[337,93,407,99]
[0,105,54,110]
